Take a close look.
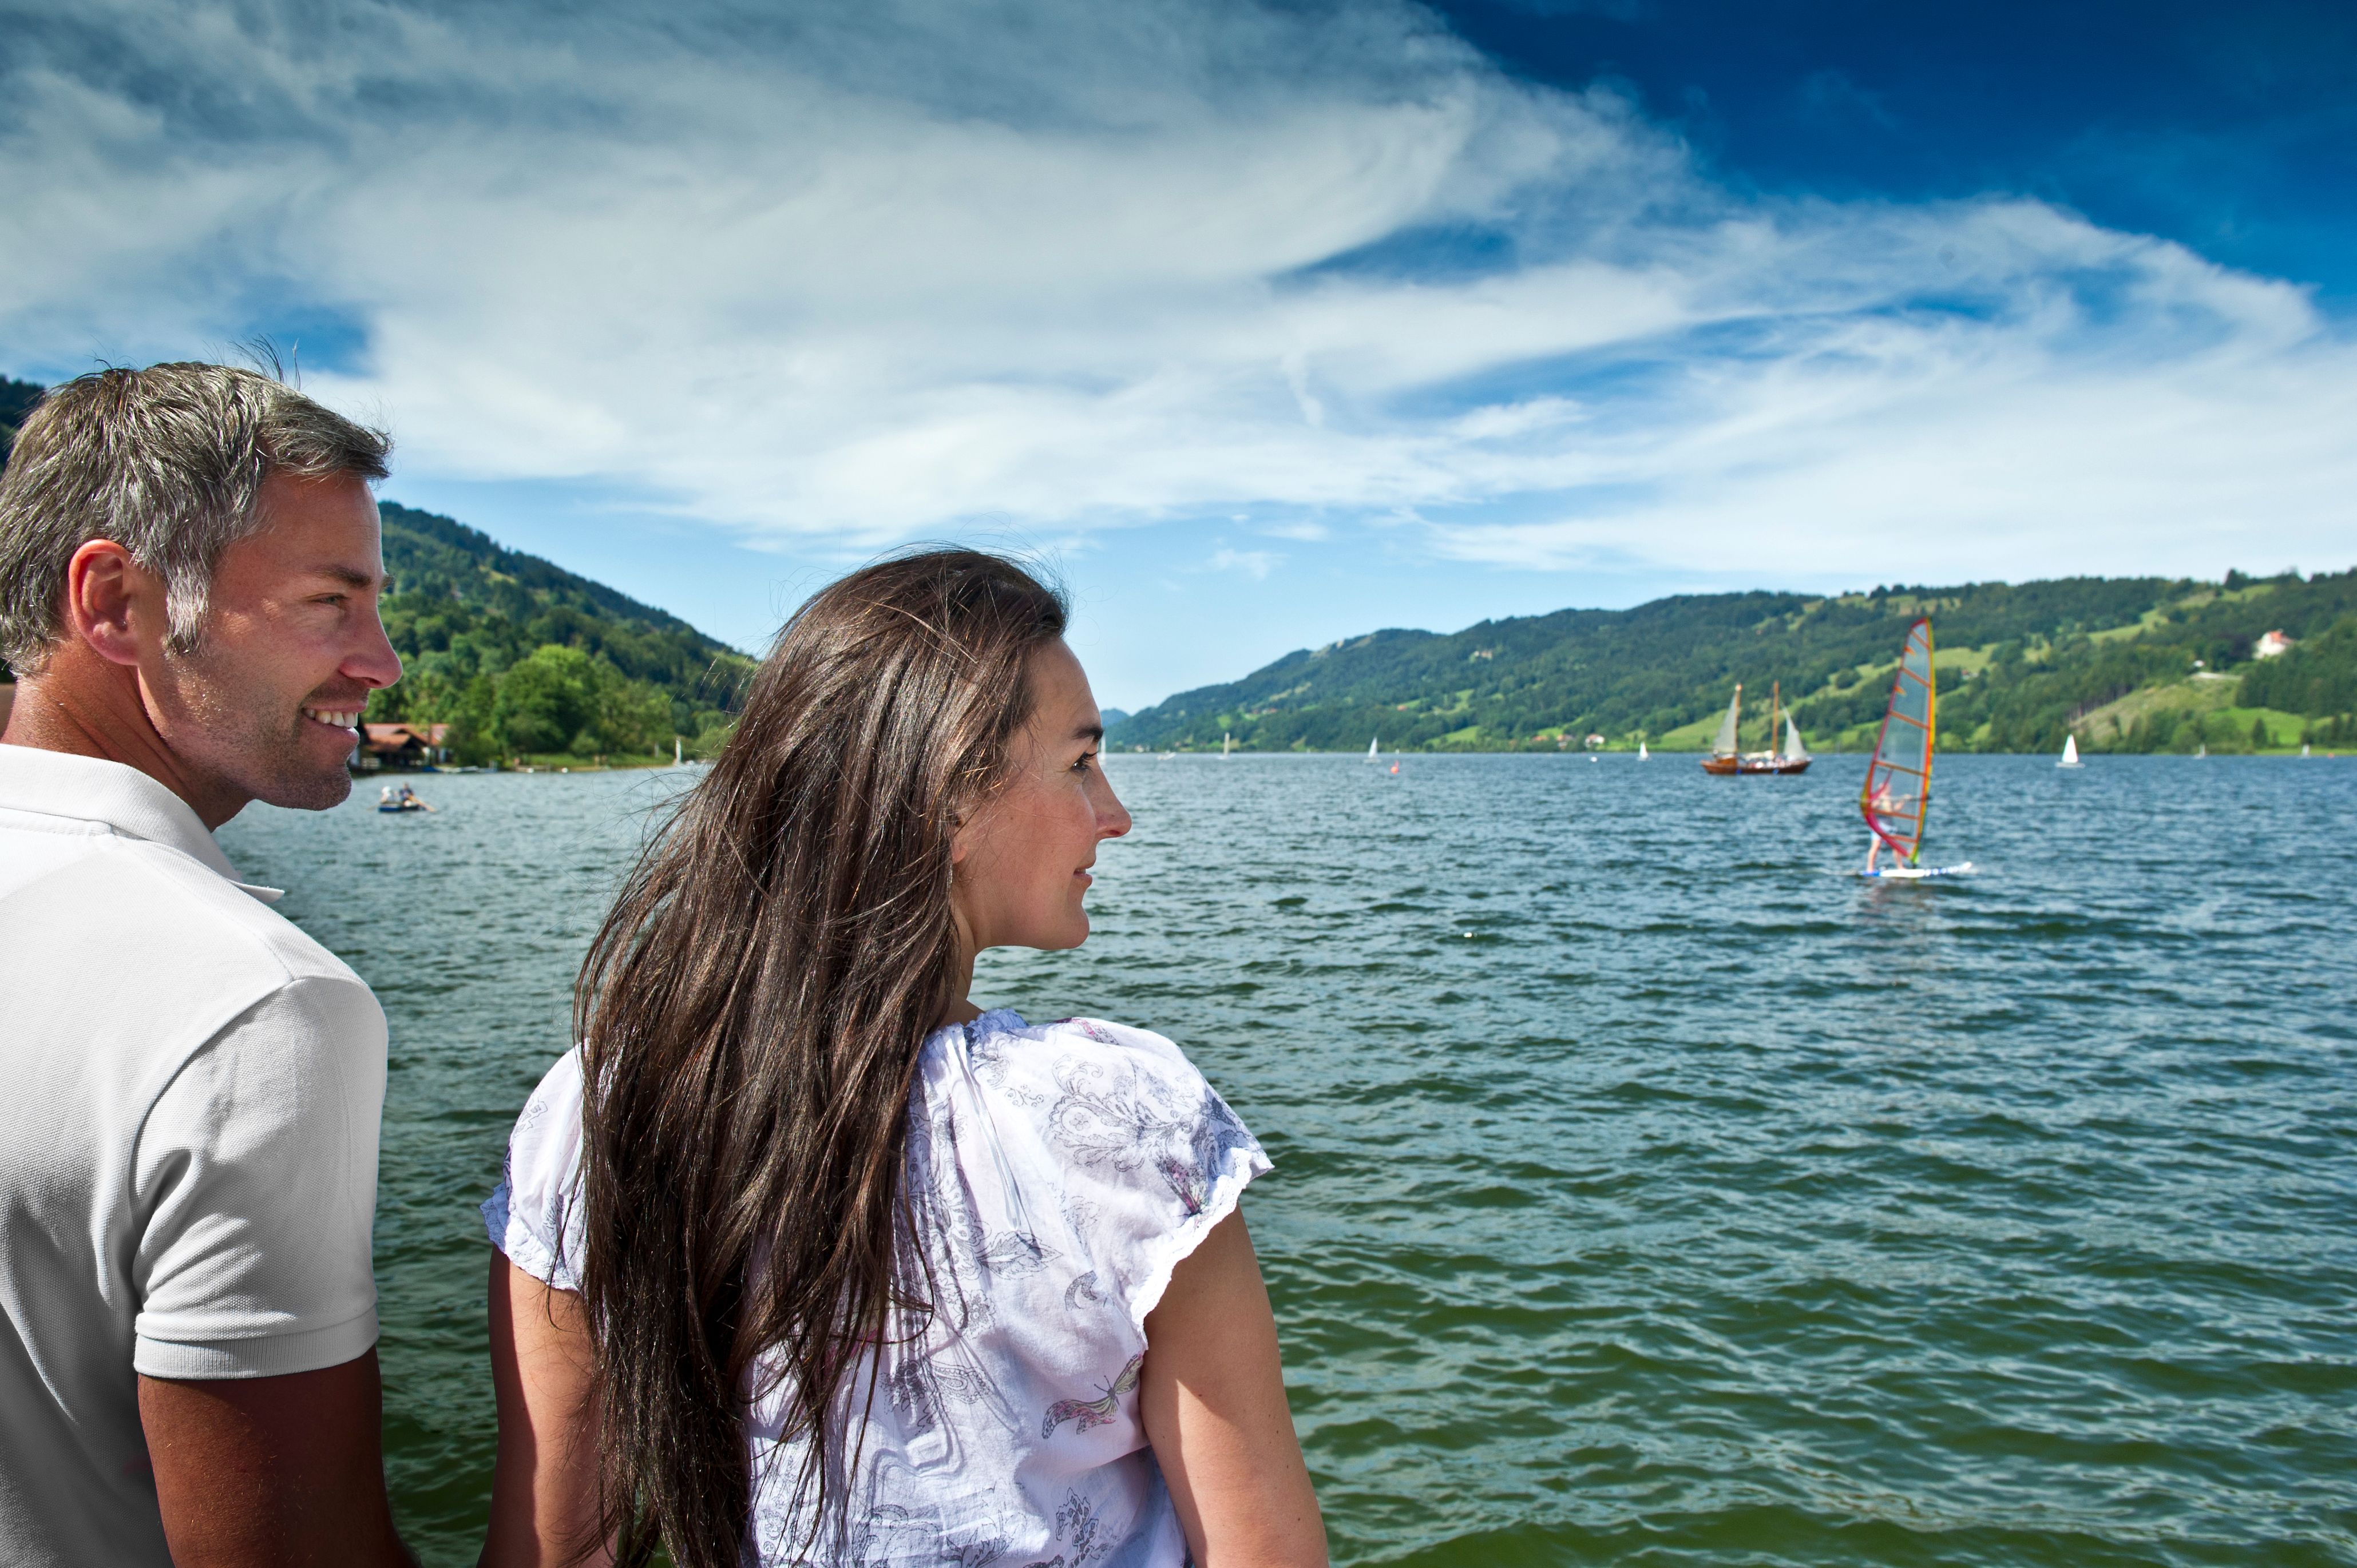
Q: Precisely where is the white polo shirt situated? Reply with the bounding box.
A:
[0,743,386,1566]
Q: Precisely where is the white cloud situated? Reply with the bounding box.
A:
[2,0,2350,585]
[1207,546,1281,579]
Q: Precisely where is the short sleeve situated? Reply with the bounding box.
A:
[1027,1019,1272,1335]
[482,1049,588,1293]
[131,975,387,1379]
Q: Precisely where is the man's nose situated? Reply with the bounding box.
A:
[349,611,403,690]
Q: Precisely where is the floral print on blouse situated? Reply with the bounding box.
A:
[484,1009,1270,1567]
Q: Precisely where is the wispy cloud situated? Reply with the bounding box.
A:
[1208,546,1281,579]
[2,0,2348,586]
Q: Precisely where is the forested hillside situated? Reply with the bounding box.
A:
[1114,570,2357,756]
[367,503,752,763]
[0,375,40,466]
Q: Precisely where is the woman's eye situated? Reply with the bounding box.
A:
[1073,751,1097,773]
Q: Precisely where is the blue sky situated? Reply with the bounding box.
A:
[3,0,2351,710]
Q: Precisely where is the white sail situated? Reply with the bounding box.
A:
[2058,733,2081,768]
[1712,686,1742,756]
[1368,736,1378,760]
[1638,741,1649,761]
[1781,715,1809,763]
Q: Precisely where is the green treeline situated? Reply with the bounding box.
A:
[1112,569,2357,755]
[365,504,753,764]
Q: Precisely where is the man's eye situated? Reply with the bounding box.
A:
[1073,751,1097,772]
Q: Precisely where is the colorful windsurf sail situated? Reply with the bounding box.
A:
[1861,618,1936,866]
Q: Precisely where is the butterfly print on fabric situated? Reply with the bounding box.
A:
[1040,1355,1144,1440]
[980,1232,1059,1277]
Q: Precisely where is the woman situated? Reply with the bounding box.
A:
[479,550,1326,1567]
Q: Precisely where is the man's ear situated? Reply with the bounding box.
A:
[64,539,161,668]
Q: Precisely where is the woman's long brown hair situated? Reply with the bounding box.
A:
[573,549,1068,1567]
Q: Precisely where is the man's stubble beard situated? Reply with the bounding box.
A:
[155,642,356,812]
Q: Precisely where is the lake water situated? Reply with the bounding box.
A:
[219,753,2357,1566]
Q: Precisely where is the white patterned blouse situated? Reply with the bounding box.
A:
[484,1009,1271,1567]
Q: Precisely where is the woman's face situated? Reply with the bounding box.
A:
[952,639,1131,956]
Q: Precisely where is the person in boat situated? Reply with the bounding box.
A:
[379,784,395,805]
[478,550,1327,1568]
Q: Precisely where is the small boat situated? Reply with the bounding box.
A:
[1861,617,1971,879]
[1367,736,1379,761]
[2058,733,2083,769]
[1702,681,1812,775]
[377,786,434,814]
[1221,732,1233,759]
[2195,742,2208,759]
[1638,741,1649,761]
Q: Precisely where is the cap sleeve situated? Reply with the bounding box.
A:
[1021,1018,1272,1335]
[482,1049,587,1293]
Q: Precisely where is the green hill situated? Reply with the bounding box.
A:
[367,502,753,764]
[1112,569,2357,757]
[0,375,40,466]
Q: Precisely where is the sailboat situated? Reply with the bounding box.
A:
[1701,680,1812,775]
[1860,617,1972,879]
[1638,741,1649,761]
[2057,733,2083,768]
[1222,731,1233,759]
[1367,736,1380,761]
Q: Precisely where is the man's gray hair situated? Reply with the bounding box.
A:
[0,363,391,676]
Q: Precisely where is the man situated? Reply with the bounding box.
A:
[0,364,413,1564]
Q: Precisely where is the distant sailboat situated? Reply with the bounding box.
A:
[1367,736,1379,761]
[2196,741,2208,759]
[2057,733,2083,768]
[1638,741,1649,761]
[1702,680,1811,775]
[1222,731,1233,759]
[1781,713,1811,769]
[1861,617,1972,879]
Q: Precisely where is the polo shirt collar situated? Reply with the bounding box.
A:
[0,743,285,903]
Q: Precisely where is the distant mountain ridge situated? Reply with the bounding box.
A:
[1114,570,2357,756]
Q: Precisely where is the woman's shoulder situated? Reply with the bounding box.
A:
[952,1009,1207,1096]
[484,1046,589,1291]
[510,1046,587,1145]
[950,1010,1265,1189]
[944,1010,1270,1332]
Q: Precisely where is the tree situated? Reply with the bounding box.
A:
[495,645,601,755]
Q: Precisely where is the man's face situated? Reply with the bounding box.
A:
[144,472,402,812]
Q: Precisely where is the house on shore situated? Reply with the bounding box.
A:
[2255,630,2296,660]
[352,723,450,771]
